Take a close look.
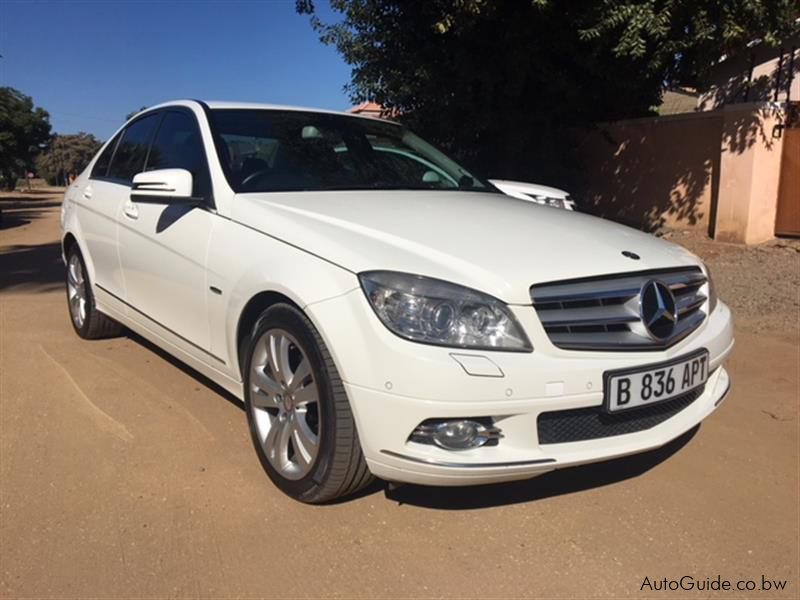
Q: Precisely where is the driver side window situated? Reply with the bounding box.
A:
[107,114,160,184]
[146,111,212,201]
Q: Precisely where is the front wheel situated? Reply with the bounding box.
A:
[243,304,373,503]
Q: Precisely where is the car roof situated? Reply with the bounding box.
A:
[141,99,400,125]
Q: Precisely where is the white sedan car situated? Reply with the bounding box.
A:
[489,179,576,210]
[61,100,734,503]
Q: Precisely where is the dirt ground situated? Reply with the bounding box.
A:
[1,191,798,599]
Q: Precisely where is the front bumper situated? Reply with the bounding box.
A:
[349,366,729,485]
[307,290,734,486]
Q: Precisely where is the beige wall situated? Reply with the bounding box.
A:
[576,102,788,243]
[576,111,723,232]
[715,103,786,244]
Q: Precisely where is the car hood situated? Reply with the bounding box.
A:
[231,191,700,304]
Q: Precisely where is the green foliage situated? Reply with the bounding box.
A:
[579,0,800,85]
[297,1,799,180]
[0,87,52,190]
[35,132,102,186]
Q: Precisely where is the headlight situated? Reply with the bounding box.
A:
[704,263,718,313]
[359,271,532,352]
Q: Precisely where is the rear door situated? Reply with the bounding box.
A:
[117,108,217,356]
[78,114,160,299]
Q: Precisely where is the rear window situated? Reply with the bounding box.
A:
[90,133,121,179]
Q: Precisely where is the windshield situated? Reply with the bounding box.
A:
[208,109,496,194]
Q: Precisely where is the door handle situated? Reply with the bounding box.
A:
[123,201,139,220]
[83,186,93,200]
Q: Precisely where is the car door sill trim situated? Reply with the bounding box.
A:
[96,283,226,365]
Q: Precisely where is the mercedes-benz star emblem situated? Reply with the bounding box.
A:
[640,280,677,340]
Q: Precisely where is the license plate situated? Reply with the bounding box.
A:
[604,349,709,413]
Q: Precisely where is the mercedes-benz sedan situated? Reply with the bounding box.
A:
[61,100,734,502]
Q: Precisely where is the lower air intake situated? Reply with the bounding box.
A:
[537,385,705,444]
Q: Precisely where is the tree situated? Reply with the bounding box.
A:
[297,1,799,181]
[35,132,102,186]
[0,87,51,190]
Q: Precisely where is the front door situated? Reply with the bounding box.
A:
[117,109,216,355]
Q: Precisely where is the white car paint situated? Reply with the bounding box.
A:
[490,179,576,210]
[62,100,733,489]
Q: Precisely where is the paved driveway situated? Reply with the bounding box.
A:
[1,192,797,598]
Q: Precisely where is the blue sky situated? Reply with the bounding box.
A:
[0,0,351,140]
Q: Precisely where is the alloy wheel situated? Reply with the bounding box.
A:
[249,329,320,480]
[67,253,87,328]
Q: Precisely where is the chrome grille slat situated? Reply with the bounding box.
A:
[538,304,640,327]
[533,288,641,304]
[677,294,706,315]
[531,267,707,351]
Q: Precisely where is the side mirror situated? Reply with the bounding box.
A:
[131,169,198,204]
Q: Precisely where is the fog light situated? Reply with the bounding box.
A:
[409,418,503,450]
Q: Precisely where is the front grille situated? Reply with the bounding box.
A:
[537,385,705,444]
[531,267,707,351]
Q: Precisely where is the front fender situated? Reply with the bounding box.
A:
[206,215,359,379]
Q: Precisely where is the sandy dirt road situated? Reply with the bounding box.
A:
[1,192,798,598]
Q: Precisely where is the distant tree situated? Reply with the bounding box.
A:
[125,106,149,121]
[35,132,102,186]
[297,1,800,180]
[0,87,51,190]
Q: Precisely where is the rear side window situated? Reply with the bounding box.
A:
[107,114,160,183]
[147,111,212,199]
[90,133,121,179]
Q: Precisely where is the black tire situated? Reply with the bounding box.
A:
[65,246,123,340]
[243,303,373,503]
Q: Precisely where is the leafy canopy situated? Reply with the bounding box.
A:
[35,132,102,186]
[297,1,799,179]
[0,87,51,189]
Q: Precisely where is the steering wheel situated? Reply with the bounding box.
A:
[241,169,271,187]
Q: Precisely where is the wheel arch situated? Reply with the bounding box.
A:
[61,231,78,261]
[61,230,96,284]
[235,291,304,378]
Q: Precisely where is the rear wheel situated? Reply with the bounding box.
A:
[66,247,122,339]
[243,304,373,503]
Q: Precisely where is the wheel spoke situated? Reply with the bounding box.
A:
[288,357,311,393]
[268,333,292,387]
[292,382,318,407]
[251,336,268,369]
[292,417,319,464]
[251,367,282,397]
[67,263,78,287]
[251,389,279,409]
[264,418,291,465]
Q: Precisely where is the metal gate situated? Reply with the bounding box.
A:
[775,126,800,236]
